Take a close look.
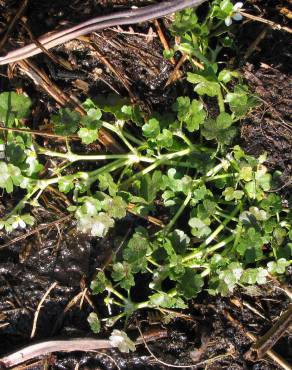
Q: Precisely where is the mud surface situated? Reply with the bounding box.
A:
[0,0,291,369]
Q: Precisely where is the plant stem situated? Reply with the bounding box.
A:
[217,88,225,113]
[204,234,235,256]
[164,191,192,235]
[121,147,196,187]
[182,203,241,263]
[38,146,154,164]
[106,286,126,302]
[203,203,241,246]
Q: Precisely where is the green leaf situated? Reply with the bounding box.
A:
[157,129,174,148]
[123,232,149,273]
[91,271,109,294]
[267,258,290,275]
[177,268,204,299]
[218,69,239,84]
[149,292,187,309]
[58,177,75,193]
[174,97,206,132]
[172,8,198,34]
[222,187,244,201]
[142,118,160,138]
[140,171,162,203]
[249,207,268,221]
[85,107,102,122]
[52,108,81,135]
[225,85,259,116]
[202,112,236,145]
[87,312,101,334]
[240,268,268,285]
[162,168,192,195]
[0,92,31,126]
[98,173,118,196]
[239,166,253,182]
[76,212,114,237]
[0,162,23,193]
[169,229,190,254]
[78,127,99,144]
[188,217,211,238]
[195,81,221,97]
[260,194,282,214]
[237,228,264,263]
[102,196,127,219]
[112,262,135,290]
[218,262,243,293]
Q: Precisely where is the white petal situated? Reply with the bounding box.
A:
[225,17,232,26]
[233,2,243,10]
[19,219,26,228]
[232,13,243,21]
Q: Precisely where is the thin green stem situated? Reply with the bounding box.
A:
[182,203,241,263]
[164,191,192,235]
[217,88,225,113]
[5,186,39,219]
[204,234,235,256]
[106,286,126,302]
[121,147,195,187]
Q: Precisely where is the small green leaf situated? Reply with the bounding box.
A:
[91,271,108,294]
[222,187,244,201]
[0,92,31,126]
[142,118,160,138]
[157,129,173,148]
[0,162,23,193]
[149,292,187,309]
[87,312,101,334]
[267,258,290,275]
[112,262,135,290]
[52,108,81,135]
[58,177,75,193]
[177,268,204,299]
[98,173,118,196]
[241,268,268,285]
[195,81,220,97]
[202,112,236,145]
[77,212,114,237]
[189,217,211,238]
[173,97,206,132]
[78,127,99,144]
[218,69,239,83]
[102,196,127,219]
[123,232,149,273]
[140,171,162,203]
[239,166,253,182]
[169,229,190,254]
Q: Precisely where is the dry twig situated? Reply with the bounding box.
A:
[245,304,292,361]
[31,282,58,338]
[0,0,28,50]
[225,310,292,370]
[241,11,292,34]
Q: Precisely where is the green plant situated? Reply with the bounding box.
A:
[0,0,290,333]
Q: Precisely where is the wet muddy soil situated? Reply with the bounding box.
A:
[0,0,291,369]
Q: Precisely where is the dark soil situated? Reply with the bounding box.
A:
[0,0,291,369]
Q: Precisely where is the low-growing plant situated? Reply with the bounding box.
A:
[0,0,290,332]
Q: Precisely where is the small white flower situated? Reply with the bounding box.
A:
[109,329,136,353]
[225,2,243,26]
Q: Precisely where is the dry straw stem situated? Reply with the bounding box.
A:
[245,304,292,361]
[241,11,292,34]
[225,310,292,370]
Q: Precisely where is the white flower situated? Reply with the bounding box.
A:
[109,329,136,353]
[225,2,243,26]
